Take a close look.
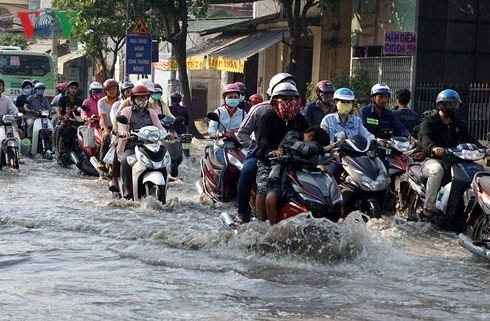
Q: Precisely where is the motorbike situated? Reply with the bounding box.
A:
[115,115,172,204]
[405,143,486,232]
[458,171,490,260]
[30,109,53,160]
[379,136,419,214]
[200,112,246,203]
[334,132,390,219]
[160,115,186,178]
[0,114,22,170]
[69,115,102,176]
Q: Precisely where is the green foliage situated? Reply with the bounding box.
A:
[306,70,371,113]
[0,33,30,50]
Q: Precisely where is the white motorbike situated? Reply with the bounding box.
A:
[31,109,53,159]
[116,115,172,204]
[0,114,22,170]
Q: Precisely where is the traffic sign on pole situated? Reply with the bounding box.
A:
[126,34,152,74]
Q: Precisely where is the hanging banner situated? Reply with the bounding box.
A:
[17,11,78,40]
[153,57,205,71]
[207,56,244,73]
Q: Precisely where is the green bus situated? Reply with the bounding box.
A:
[0,49,56,100]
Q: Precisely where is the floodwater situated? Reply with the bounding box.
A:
[1,140,490,321]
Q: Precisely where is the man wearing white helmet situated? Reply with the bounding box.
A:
[251,81,309,224]
[24,82,51,139]
[358,83,416,143]
[230,72,297,227]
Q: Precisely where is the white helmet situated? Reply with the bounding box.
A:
[333,88,355,101]
[370,83,391,97]
[135,78,155,93]
[89,81,103,92]
[267,72,296,97]
[271,82,299,98]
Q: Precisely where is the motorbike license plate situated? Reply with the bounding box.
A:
[182,143,192,149]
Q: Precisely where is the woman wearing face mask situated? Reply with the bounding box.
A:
[116,85,165,199]
[149,83,173,117]
[24,82,51,139]
[320,88,374,181]
[80,82,104,123]
[207,83,247,140]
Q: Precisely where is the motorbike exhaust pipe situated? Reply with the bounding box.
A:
[458,233,490,260]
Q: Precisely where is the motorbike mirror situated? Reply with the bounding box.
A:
[80,105,89,112]
[161,115,174,125]
[116,115,129,124]
[158,114,166,120]
[206,112,220,122]
[173,116,185,126]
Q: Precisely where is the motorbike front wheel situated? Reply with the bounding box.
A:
[407,192,423,221]
[8,146,19,170]
[147,183,166,204]
[472,214,490,248]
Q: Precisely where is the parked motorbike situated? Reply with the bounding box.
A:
[69,115,102,176]
[406,143,486,232]
[160,115,185,178]
[334,132,390,219]
[30,109,53,160]
[458,171,490,259]
[115,115,171,204]
[200,112,246,203]
[0,114,22,170]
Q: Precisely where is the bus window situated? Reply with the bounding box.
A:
[0,54,51,77]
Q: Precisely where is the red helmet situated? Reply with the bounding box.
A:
[56,82,67,91]
[103,79,118,90]
[315,80,335,94]
[131,85,150,97]
[221,84,240,98]
[249,94,263,106]
[234,81,247,92]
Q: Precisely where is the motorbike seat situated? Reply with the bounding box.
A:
[207,144,223,170]
[480,176,490,194]
[409,164,427,184]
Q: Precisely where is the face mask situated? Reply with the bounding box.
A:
[23,88,32,96]
[92,92,103,100]
[270,98,302,122]
[35,89,45,96]
[239,94,245,103]
[226,98,240,108]
[135,99,148,109]
[337,102,353,115]
[442,105,458,118]
[151,94,161,101]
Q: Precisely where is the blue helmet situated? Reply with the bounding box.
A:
[370,83,391,97]
[436,89,462,105]
[333,88,355,101]
[121,81,134,91]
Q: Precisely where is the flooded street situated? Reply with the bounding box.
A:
[1,142,490,321]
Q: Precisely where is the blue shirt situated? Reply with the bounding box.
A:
[304,100,335,126]
[208,106,247,136]
[320,113,374,143]
[393,108,420,135]
[358,104,410,138]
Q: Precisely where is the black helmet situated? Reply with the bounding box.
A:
[170,92,182,103]
[0,77,5,87]
[21,79,33,89]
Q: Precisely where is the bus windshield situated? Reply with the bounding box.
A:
[0,54,51,77]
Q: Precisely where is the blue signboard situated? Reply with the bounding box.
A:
[126,34,152,74]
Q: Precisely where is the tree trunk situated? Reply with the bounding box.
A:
[174,37,203,139]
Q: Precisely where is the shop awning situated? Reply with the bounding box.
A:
[185,30,289,73]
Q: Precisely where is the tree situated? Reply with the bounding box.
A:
[0,33,30,50]
[279,0,340,76]
[51,0,129,79]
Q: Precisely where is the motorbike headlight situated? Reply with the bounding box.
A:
[146,130,161,143]
[393,140,413,152]
[139,152,154,168]
[453,150,485,160]
[228,154,243,170]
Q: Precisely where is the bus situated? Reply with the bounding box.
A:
[0,49,56,100]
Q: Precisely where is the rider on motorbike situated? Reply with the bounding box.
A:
[0,77,18,118]
[304,80,336,126]
[393,89,420,136]
[253,82,308,224]
[358,83,417,144]
[54,81,83,151]
[24,82,51,139]
[232,73,297,226]
[149,83,172,117]
[234,82,252,113]
[116,85,166,199]
[168,92,189,135]
[419,89,490,227]
[265,125,331,224]
[208,83,247,163]
[98,79,120,164]
[81,82,103,122]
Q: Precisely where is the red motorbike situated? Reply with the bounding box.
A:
[70,115,103,176]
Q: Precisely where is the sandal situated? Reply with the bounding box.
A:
[230,215,249,228]
[419,208,433,222]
